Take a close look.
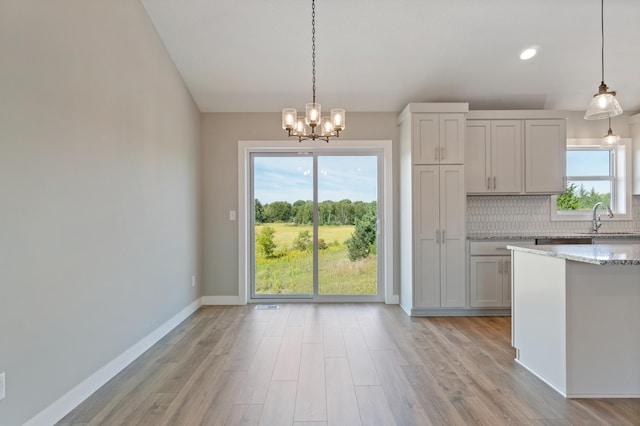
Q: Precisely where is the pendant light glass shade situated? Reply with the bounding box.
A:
[601,118,620,147]
[585,83,623,120]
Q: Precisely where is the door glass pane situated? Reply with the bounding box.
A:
[317,155,378,295]
[253,155,313,295]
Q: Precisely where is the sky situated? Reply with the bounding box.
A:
[253,155,378,204]
[566,150,611,194]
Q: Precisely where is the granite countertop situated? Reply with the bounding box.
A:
[467,232,640,240]
[507,243,640,265]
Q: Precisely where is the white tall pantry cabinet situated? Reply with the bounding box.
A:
[399,103,468,315]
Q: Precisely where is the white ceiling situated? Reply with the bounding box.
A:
[141,0,640,114]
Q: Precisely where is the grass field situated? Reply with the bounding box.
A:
[254,223,377,295]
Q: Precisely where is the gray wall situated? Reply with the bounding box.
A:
[0,1,201,424]
[201,112,399,297]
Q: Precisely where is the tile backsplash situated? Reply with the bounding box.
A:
[466,195,640,234]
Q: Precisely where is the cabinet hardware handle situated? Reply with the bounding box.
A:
[498,260,502,273]
[505,261,510,274]
[441,147,445,160]
[487,177,491,190]
[442,229,445,243]
[493,176,496,190]
[435,147,439,161]
[435,230,440,244]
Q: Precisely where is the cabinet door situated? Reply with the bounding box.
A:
[470,256,502,307]
[502,256,512,307]
[413,166,440,308]
[412,114,439,165]
[491,120,523,194]
[525,119,566,193]
[440,114,465,164]
[440,165,466,307]
[465,121,491,193]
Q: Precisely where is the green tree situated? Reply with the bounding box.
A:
[557,183,579,210]
[293,200,313,225]
[256,226,276,258]
[254,199,264,223]
[347,212,377,261]
[263,201,292,223]
[292,230,312,251]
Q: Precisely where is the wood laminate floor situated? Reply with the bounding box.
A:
[59,304,640,425]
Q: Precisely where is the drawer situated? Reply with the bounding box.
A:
[469,240,535,255]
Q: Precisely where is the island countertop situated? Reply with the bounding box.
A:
[507,243,640,265]
[468,232,640,240]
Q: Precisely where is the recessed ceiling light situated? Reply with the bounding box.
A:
[520,48,537,60]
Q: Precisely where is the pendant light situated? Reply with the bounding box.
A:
[601,117,620,147]
[281,0,345,142]
[585,0,623,120]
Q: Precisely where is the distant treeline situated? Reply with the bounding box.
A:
[255,199,377,225]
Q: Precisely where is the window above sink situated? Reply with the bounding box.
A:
[551,138,632,222]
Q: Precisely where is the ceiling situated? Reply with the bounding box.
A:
[140,0,640,114]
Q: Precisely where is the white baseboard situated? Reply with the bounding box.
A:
[24,298,202,426]
[385,295,400,304]
[202,295,241,305]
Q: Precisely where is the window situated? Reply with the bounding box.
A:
[551,138,632,221]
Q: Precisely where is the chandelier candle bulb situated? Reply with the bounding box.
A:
[294,118,306,135]
[331,108,345,131]
[282,109,296,131]
[306,103,321,126]
[321,117,333,136]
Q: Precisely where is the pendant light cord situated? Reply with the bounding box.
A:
[311,0,316,105]
[600,0,605,83]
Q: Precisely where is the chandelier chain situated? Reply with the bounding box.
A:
[311,0,316,105]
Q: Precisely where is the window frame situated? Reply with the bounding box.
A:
[551,138,632,222]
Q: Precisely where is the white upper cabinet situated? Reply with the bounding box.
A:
[413,113,465,165]
[466,120,523,194]
[492,121,523,193]
[525,119,567,193]
[466,112,567,195]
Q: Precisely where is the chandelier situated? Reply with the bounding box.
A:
[584,0,623,120]
[281,0,345,142]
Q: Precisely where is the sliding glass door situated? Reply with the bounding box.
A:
[250,151,381,300]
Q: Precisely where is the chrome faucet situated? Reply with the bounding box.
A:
[592,202,614,233]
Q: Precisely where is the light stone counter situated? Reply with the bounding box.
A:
[507,243,640,265]
[468,232,640,241]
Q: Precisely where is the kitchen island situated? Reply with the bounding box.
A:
[507,243,640,398]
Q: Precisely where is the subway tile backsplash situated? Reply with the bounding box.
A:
[466,195,640,234]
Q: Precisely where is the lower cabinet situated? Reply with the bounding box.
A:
[468,240,534,309]
[470,255,511,307]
